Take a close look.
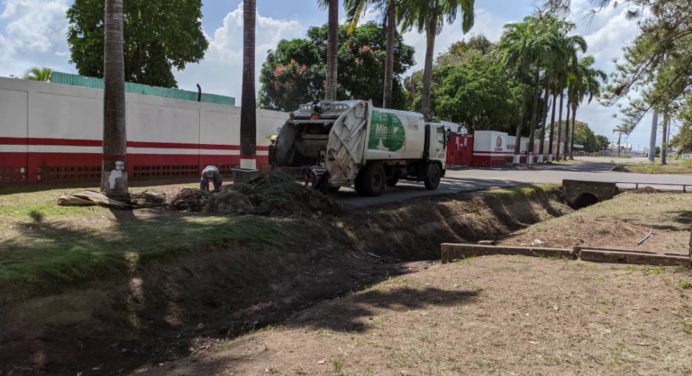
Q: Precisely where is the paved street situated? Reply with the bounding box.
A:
[336,160,692,207]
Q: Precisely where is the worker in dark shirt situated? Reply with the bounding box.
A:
[200,165,222,192]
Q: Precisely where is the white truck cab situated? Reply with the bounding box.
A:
[270,100,448,196]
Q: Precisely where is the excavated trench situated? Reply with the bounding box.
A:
[0,187,572,375]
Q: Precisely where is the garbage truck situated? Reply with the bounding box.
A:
[269,100,448,196]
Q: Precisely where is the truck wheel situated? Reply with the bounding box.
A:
[424,163,442,190]
[386,178,399,187]
[356,163,386,196]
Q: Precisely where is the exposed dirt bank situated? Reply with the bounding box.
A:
[0,187,569,375]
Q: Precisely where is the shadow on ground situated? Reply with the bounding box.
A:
[0,185,568,375]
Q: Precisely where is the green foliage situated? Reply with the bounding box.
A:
[670,95,692,155]
[433,58,524,132]
[258,22,415,111]
[67,0,208,88]
[23,67,53,82]
[555,120,609,152]
[435,35,493,66]
[677,280,692,290]
[406,34,528,132]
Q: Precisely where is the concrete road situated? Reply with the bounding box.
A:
[335,161,692,207]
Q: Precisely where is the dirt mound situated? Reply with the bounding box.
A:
[169,188,211,211]
[170,172,341,217]
[611,164,632,172]
[632,186,659,194]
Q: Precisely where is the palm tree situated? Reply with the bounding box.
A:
[498,16,552,164]
[23,67,53,82]
[318,0,339,101]
[545,28,584,162]
[398,0,474,120]
[566,55,606,159]
[240,0,257,169]
[613,124,629,157]
[101,0,128,198]
[345,0,398,108]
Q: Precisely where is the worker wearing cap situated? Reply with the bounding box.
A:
[200,165,222,192]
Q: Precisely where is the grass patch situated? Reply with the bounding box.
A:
[0,184,284,295]
[619,159,692,175]
[682,319,692,335]
[0,214,283,293]
[677,280,692,290]
[484,184,560,200]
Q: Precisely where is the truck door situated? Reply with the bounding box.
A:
[325,101,369,186]
[431,126,447,165]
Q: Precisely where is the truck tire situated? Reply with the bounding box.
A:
[424,163,442,190]
[386,178,399,187]
[356,162,386,196]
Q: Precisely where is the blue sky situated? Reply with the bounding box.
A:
[0,0,665,150]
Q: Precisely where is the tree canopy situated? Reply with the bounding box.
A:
[67,0,208,88]
[259,22,415,112]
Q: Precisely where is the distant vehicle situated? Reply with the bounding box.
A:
[269,100,448,196]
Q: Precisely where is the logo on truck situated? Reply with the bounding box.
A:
[369,110,405,152]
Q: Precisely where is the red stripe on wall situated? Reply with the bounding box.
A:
[0,137,269,151]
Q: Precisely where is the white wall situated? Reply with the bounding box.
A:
[0,77,287,153]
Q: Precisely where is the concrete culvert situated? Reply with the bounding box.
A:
[572,193,600,209]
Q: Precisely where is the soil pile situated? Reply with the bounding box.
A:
[169,188,211,212]
[611,164,632,172]
[169,172,341,217]
[632,186,659,194]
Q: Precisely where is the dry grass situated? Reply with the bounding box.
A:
[621,159,692,175]
[147,256,692,375]
[501,191,692,254]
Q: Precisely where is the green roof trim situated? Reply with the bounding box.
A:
[50,72,235,106]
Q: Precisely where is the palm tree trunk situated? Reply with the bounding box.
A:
[538,85,550,163]
[240,0,257,169]
[513,108,524,164]
[421,15,437,121]
[382,1,396,108]
[563,96,571,161]
[556,91,564,161]
[569,104,577,160]
[547,91,557,162]
[617,134,622,157]
[661,109,669,165]
[527,69,541,165]
[325,0,338,101]
[101,0,128,198]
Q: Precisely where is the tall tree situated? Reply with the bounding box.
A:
[318,0,340,100]
[566,55,606,159]
[258,22,415,111]
[101,0,128,198]
[499,15,559,164]
[398,0,475,120]
[67,0,208,88]
[240,0,257,170]
[23,67,53,82]
[346,0,399,107]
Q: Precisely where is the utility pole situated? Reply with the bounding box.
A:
[648,110,658,162]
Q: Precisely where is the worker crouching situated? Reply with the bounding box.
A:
[200,165,222,192]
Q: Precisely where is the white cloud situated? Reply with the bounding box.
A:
[402,7,509,72]
[569,1,656,148]
[174,3,304,101]
[0,0,73,77]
